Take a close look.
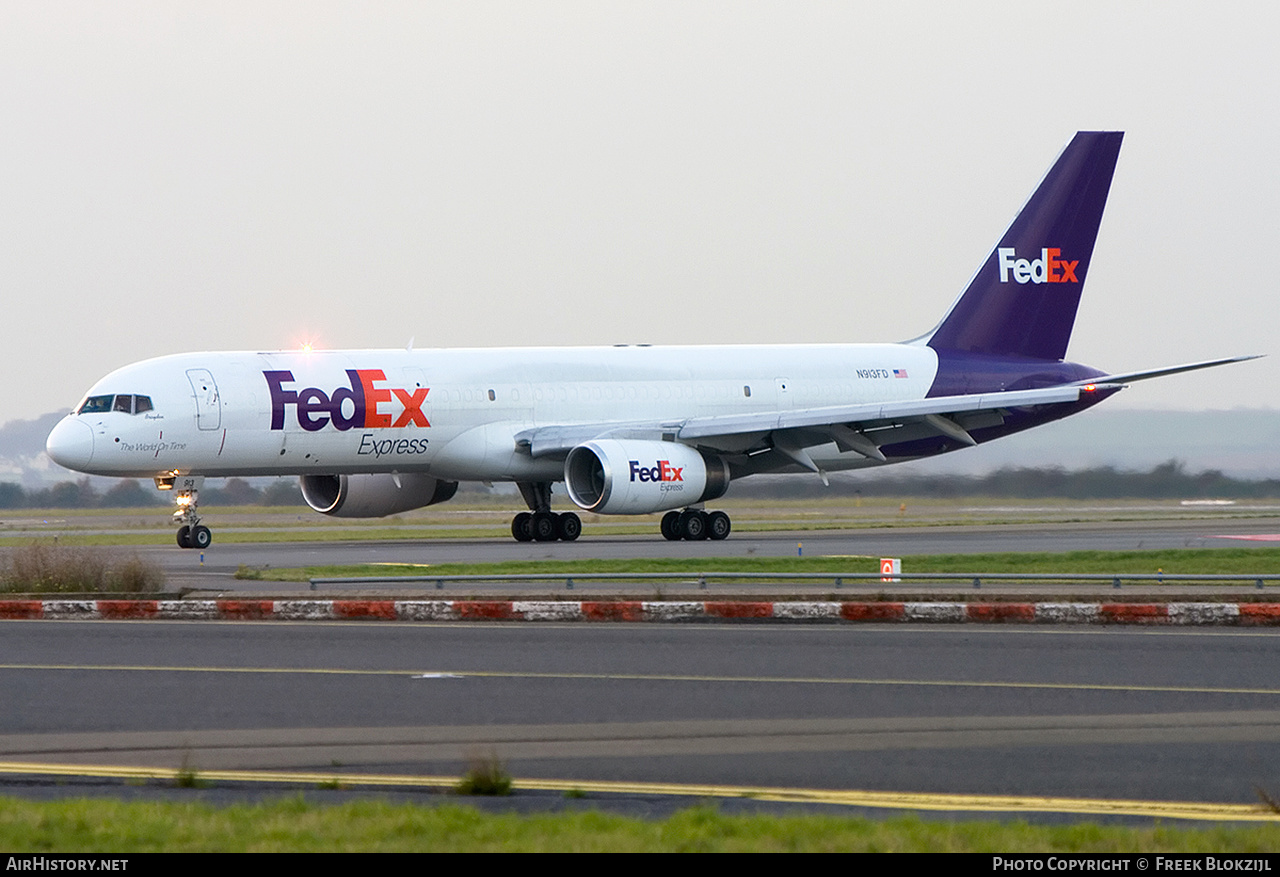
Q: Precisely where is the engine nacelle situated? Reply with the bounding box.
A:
[299,473,458,518]
[564,439,729,515]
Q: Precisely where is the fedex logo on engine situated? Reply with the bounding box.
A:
[629,460,684,483]
[264,370,429,432]
[997,248,1079,285]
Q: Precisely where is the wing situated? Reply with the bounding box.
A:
[514,382,1118,483]
[513,354,1259,483]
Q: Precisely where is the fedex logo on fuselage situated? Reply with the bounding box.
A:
[997,248,1079,285]
[629,460,684,483]
[264,370,429,432]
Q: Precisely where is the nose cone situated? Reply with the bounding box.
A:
[46,417,95,471]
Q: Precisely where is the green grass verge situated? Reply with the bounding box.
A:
[0,523,680,546]
[2,798,1279,852]
[235,547,1280,582]
[6,496,1278,547]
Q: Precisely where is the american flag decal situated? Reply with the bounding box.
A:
[893,368,908,378]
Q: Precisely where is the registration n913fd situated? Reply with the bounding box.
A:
[46,132,1254,548]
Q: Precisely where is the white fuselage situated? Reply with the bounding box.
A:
[49,343,940,482]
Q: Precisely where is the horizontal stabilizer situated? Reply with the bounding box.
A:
[1079,355,1261,386]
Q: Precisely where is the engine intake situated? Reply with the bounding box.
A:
[299,473,458,518]
[564,439,729,515]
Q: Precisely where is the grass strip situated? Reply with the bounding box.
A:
[236,548,1280,582]
[2,797,1280,852]
[7,497,1279,547]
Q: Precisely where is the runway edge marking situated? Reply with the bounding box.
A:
[3,599,1280,624]
[0,760,1275,822]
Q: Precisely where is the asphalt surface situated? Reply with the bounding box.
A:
[3,620,1280,817]
[6,517,1280,819]
[142,515,1280,594]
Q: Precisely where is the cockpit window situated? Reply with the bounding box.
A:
[77,394,154,415]
[77,395,113,414]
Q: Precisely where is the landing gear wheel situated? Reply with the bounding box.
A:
[532,512,558,542]
[512,512,533,542]
[556,512,582,542]
[679,509,708,541]
[169,477,206,550]
[706,511,731,540]
[660,511,682,541]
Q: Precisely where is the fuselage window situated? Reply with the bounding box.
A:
[743,385,752,397]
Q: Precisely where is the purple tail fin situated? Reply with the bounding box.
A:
[925,131,1123,361]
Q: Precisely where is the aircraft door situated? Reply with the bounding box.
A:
[186,369,222,431]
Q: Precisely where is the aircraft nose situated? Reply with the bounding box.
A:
[46,417,94,471]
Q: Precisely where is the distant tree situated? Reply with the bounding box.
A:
[260,479,303,506]
[201,478,262,506]
[733,460,1280,501]
[0,482,25,509]
[99,480,158,507]
[40,478,99,509]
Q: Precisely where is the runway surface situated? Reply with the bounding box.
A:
[147,515,1280,592]
[7,518,1280,817]
[3,620,1280,817]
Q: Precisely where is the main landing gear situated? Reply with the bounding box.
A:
[661,508,731,541]
[511,510,581,542]
[506,484,732,543]
[157,474,212,549]
[510,481,581,543]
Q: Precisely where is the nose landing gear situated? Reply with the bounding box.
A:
[176,523,212,549]
[157,474,212,549]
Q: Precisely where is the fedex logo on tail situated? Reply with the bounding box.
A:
[264,370,429,432]
[998,248,1079,285]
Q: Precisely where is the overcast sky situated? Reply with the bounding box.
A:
[2,2,1276,424]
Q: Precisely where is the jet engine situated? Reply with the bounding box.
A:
[564,439,729,515]
[299,473,459,518]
